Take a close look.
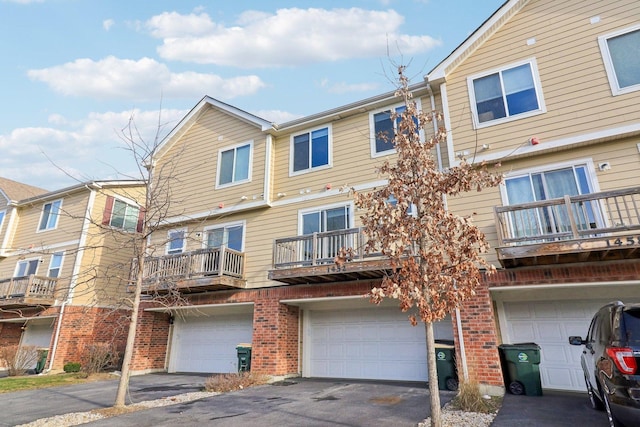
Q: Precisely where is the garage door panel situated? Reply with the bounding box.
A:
[307,308,452,382]
[503,299,610,392]
[171,313,253,373]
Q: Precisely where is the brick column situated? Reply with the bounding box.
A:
[251,297,299,376]
[453,282,504,392]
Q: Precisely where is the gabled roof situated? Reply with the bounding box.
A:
[427,0,528,83]
[0,177,48,204]
[155,96,275,161]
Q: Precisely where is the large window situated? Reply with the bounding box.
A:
[503,163,601,239]
[291,126,330,174]
[599,25,640,95]
[38,199,62,231]
[469,60,544,126]
[167,229,186,255]
[218,142,252,187]
[299,204,352,263]
[48,252,64,278]
[110,199,140,232]
[204,223,244,251]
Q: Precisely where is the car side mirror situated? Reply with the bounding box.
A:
[569,336,586,346]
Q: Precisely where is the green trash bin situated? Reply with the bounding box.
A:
[35,348,49,374]
[236,343,252,372]
[498,343,542,396]
[434,340,458,391]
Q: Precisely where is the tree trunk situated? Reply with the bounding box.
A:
[113,254,144,407]
[425,321,441,427]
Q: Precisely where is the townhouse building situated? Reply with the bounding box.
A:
[0,177,146,371]
[128,0,640,395]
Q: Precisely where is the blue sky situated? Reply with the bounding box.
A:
[1,0,505,190]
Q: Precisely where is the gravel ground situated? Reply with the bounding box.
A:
[16,390,496,427]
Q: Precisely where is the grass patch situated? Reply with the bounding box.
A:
[0,372,116,393]
[204,372,269,393]
[449,380,503,414]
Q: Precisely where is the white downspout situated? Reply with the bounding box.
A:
[47,187,96,371]
[428,80,470,382]
[263,134,274,204]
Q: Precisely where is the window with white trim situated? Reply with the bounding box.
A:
[0,210,5,232]
[299,204,353,263]
[217,141,252,187]
[502,162,602,239]
[291,126,330,174]
[468,59,544,127]
[204,223,244,252]
[599,25,640,95]
[110,199,140,231]
[167,228,186,255]
[15,258,39,277]
[38,199,62,231]
[48,252,64,278]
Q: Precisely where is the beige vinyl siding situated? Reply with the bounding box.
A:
[272,95,440,200]
[447,137,640,266]
[10,193,87,251]
[445,0,640,157]
[157,106,267,218]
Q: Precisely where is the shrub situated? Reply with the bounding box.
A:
[63,362,82,373]
[452,379,501,414]
[204,372,269,393]
[0,345,39,376]
[81,343,120,375]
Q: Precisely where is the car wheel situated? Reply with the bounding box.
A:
[602,388,623,427]
[585,377,604,411]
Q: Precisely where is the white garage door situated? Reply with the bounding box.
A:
[306,307,453,381]
[169,313,253,373]
[502,300,609,391]
[21,319,54,369]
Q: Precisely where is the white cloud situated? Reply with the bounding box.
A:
[27,56,266,101]
[251,109,301,124]
[103,19,114,31]
[318,78,380,94]
[0,108,187,189]
[147,8,441,68]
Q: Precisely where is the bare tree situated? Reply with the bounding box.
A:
[340,67,502,427]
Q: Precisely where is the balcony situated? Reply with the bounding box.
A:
[494,187,640,268]
[131,247,246,293]
[0,275,58,308]
[269,227,393,285]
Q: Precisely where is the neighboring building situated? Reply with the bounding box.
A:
[0,177,146,372]
[129,0,640,395]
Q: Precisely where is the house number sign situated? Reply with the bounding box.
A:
[605,236,640,247]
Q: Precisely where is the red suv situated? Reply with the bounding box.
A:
[569,301,640,427]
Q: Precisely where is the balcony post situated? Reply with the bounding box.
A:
[564,195,580,239]
[493,209,505,247]
[219,245,226,276]
[312,233,318,266]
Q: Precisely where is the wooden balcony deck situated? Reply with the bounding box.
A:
[269,228,392,285]
[0,275,58,308]
[494,187,640,267]
[131,246,246,293]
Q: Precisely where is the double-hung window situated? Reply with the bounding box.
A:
[468,59,544,127]
[167,229,186,255]
[217,142,252,187]
[205,223,244,252]
[38,199,62,231]
[599,25,640,95]
[291,126,330,174]
[48,252,64,278]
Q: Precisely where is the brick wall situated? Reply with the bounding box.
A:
[52,306,130,370]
